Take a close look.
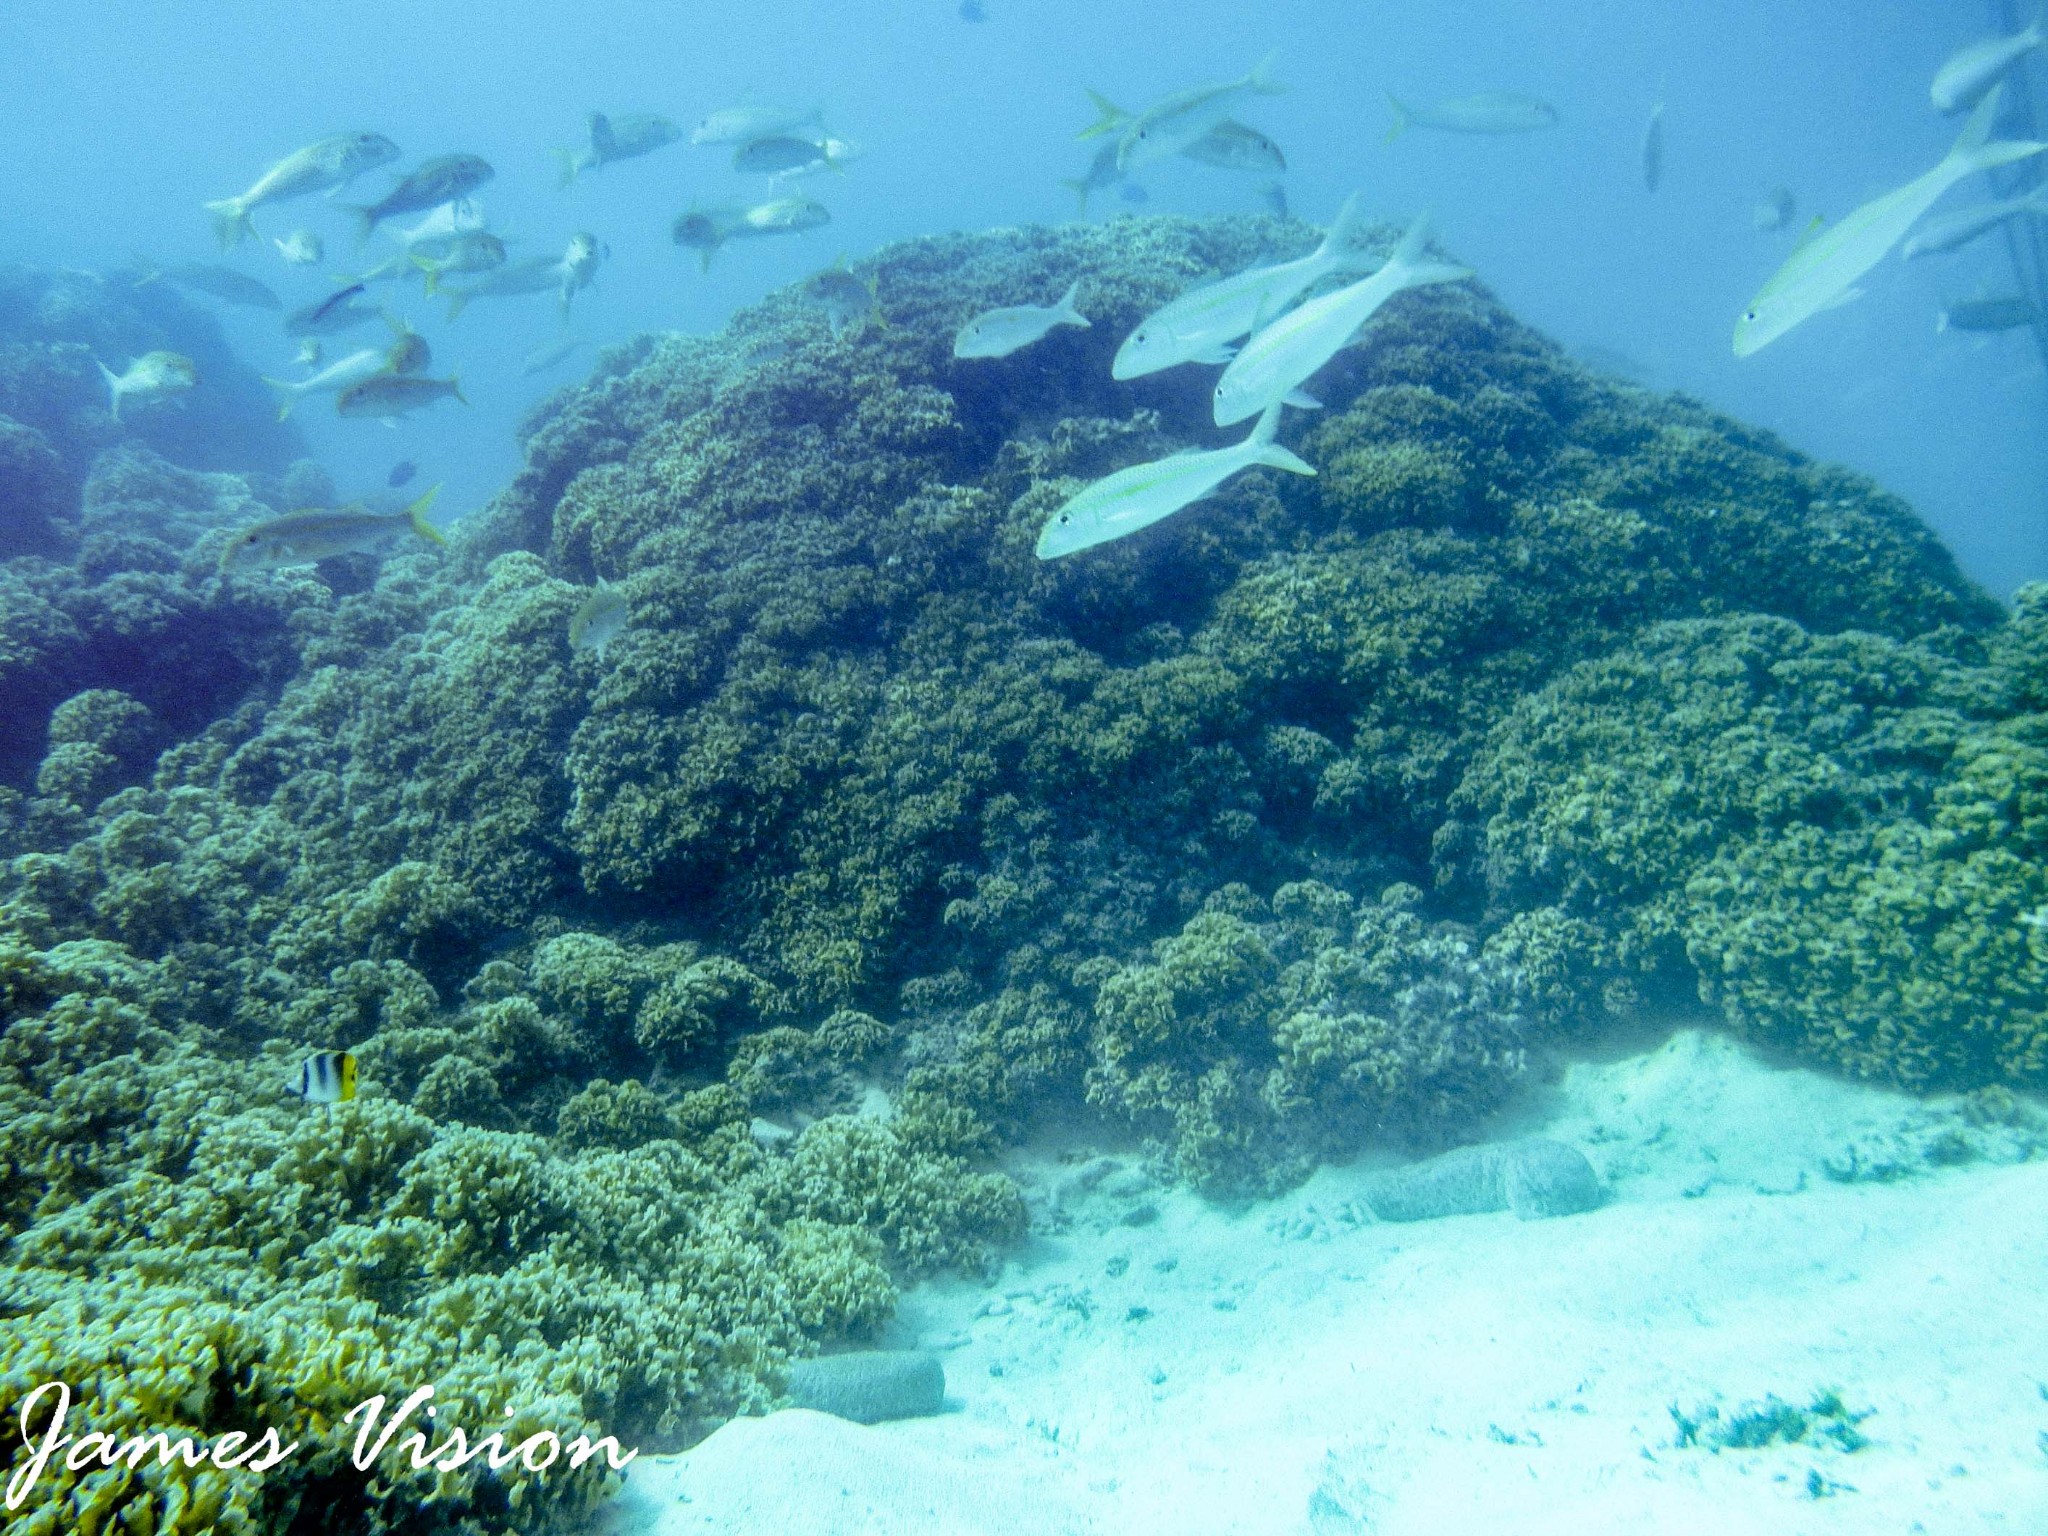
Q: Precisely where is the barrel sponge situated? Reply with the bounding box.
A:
[785,1349,946,1424]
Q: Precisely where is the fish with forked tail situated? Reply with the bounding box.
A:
[221,486,446,571]
[204,132,399,247]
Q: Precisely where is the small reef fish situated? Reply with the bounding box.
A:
[1385,92,1558,141]
[691,105,823,146]
[568,580,631,657]
[1753,186,1797,232]
[953,279,1089,358]
[772,135,863,181]
[522,336,584,375]
[285,283,383,337]
[393,200,489,261]
[262,347,386,420]
[285,1050,358,1105]
[1734,87,2046,357]
[413,230,508,293]
[274,230,323,265]
[802,261,879,337]
[388,460,418,488]
[1642,101,1665,193]
[558,233,608,314]
[441,254,565,320]
[557,110,683,186]
[732,134,852,177]
[1114,191,1368,380]
[1903,187,2048,259]
[672,198,830,271]
[1036,401,1314,559]
[1931,17,2044,114]
[1938,295,2041,332]
[1113,55,1283,173]
[97,351,196,421]
[205,132,400,246]
[349,154,496,239]
[221,486,444,571]
[136,261,281,310]
[336,374,465,419]
[1214,212,1471,426]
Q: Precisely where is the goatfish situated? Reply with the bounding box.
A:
[1213,212,1470,426]
[286,1050,358,1105]
[336,374,464,419]
[568,580,631,657]
[1931,16,2044,114]
[1113,191,1368,380]
[221,486,444,571]
[284,283,382,337]
[557,110,682,187]
[97,351,196,421]
[134,260,281,310]
[1385,92,1558,141]
[1112,54,1283,173]
[1903,186,2048,258]
[412,230,508,294]
[954,279,1089,358]
[1939,294,2042,332]
[690,104,823,146]
[672,197,830,271]
[348,154,495,240]
[1036,401,1313,559]
[1080,92,1287,175]
[205,132,400,247]
[732,134,855,177]
[1734,86,2046,357]
[262,347,387,420]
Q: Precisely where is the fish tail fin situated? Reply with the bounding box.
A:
[1247,50,1284,94]
[1400,261,1475,292]
[449,376,468,407]
[1384,95,1410,144]
[553,146,581,190]
[1061,178,1093,216]
[1249,403,1316,475]
[407,485,447,545]
[445,291,469,322]
[414,256,442,295]
[1956,137,2048,181]
[1390,210,1435,268]
[1056,278,1089,326]
[97,361,122,421]
[1078,89,1127,140]
[204,198,251,249]
[1952,83,2007,157]
[1312,191,1366,267]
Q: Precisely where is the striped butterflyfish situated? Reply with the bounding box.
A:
[286,1050,358,1105]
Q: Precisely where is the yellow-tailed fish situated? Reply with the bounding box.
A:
[204,133,399,247]
[1116,54,1283,173]
[1733,86,2046,357]
[1212,212,1470,427]
[261,347,387,421]
[1113,191,1368,380]
[1931,17,2044,114]
[286,1049,358,1105]
[97,351,196,421]
[221,486,445,571]
[953,279,1089,358]
[335,374,464,420]
[1037,401,1314,559]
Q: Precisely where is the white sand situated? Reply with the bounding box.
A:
[599,1027,2048,1535]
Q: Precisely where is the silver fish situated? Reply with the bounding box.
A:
[222,487,444,571]
[1642,101,1665,193]
[558,110,682,186]
[261,346,387,420]
[205,133,400,247]
[1386,91,1558,140]
[97,351,196,421]
[1931,18,2044,114]
[335,374,465,419]
[954,279,1089,359]
[568,580,630,657]
[348,154,495,239]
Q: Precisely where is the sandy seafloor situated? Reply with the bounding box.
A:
[594,1024,2048,1535]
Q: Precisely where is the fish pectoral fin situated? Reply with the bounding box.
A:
[1819,286,1865,312]
[1282,388,1322,410]
[1193,343,1239,365]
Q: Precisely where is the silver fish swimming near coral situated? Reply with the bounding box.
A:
[284,282,383,337]
[1930,16,2044,114]
[1036,401,1313,559]
[672,197,830,271]
[1733,87,2046,357]
[1110,54,1283,173]
[221,486,444,571]
[134,260,281,310]
[336,374,465,420]
[1902,186,2048,259]
[569,580,631,657]
[1213,212,1471,426]
[261,346,388,420]
[1385,91,1558,141]
[348,154,496,240]
[1113,191,1368,380]
[204,132,400,246]
[953,279,1089,358]
[557,110,683,187]
[97,351,196,421]
[285,1050,358,1105]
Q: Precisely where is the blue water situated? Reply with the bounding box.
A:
[3,0,2041,592]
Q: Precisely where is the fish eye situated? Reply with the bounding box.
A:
[1059,514,1070,525]
[1743,310,1756,322]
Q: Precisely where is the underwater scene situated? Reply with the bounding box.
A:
[3,0,2048,1531]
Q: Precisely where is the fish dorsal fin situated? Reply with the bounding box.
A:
[1791,214,1828,253]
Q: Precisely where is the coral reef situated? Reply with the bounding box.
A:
[0,215,2038,1534]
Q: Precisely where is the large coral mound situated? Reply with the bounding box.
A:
[2,215,2040,1534]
